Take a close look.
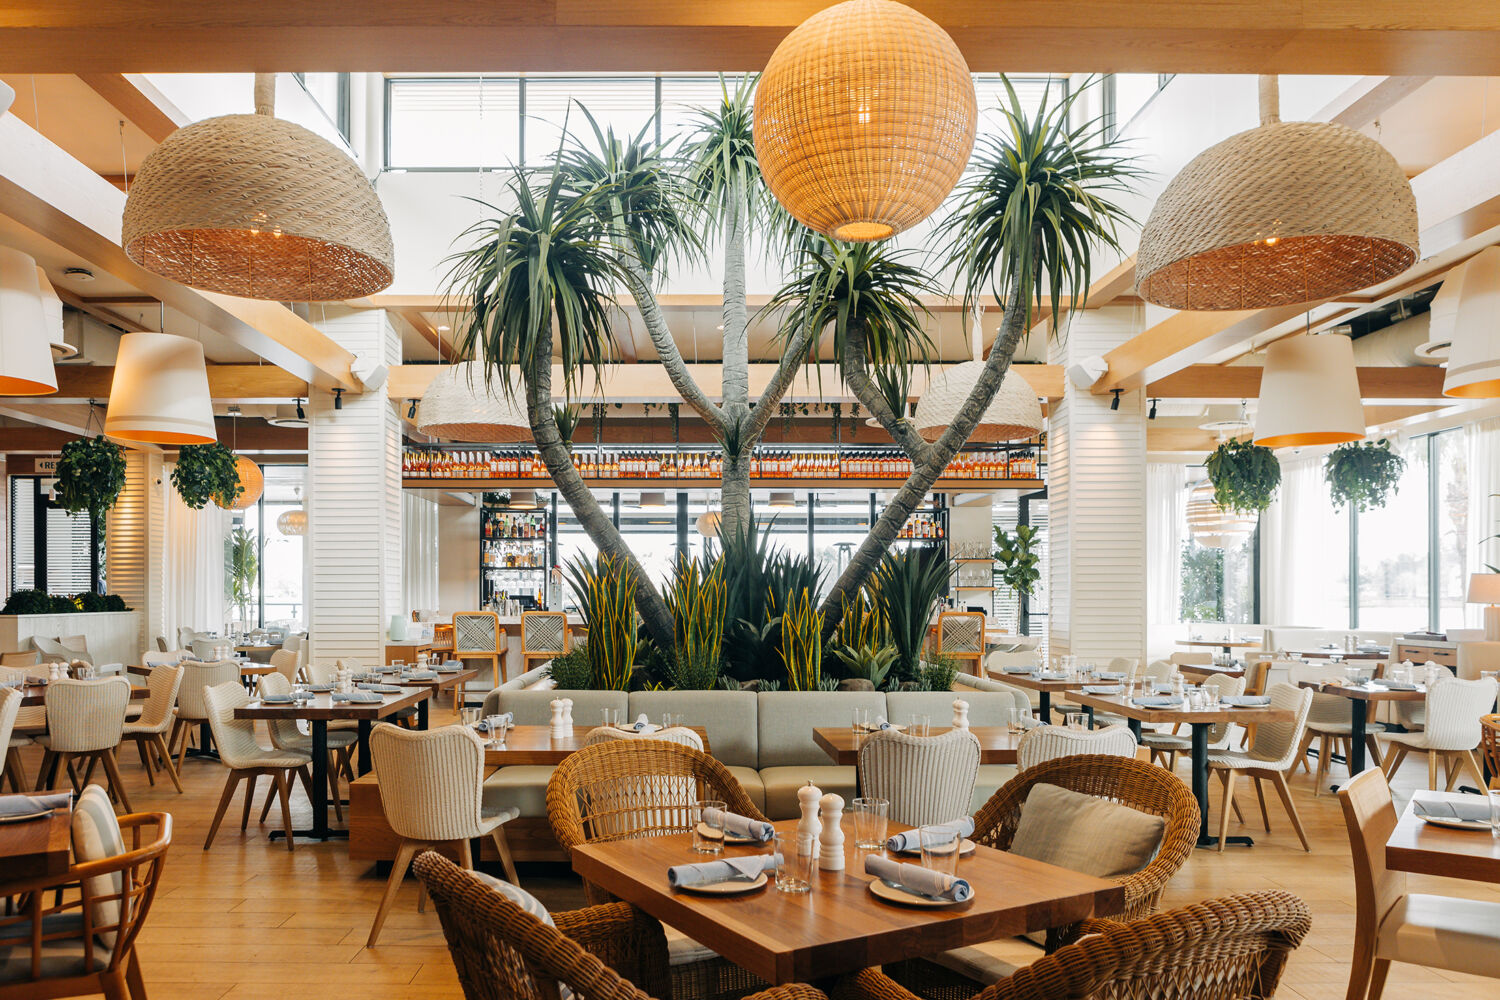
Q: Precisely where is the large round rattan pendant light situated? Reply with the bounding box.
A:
[122,74,394,301]
[1430,246,1500,398]
[216,455,263,511]
[1137,76,1418,311]
[416,361,532,443]
[104,332,216,445]
[913,361,1043,442]
[1252,332,1364,449]
[0,247,58,395]
[1186,480,1258,549]
[277,508,307,536]
[754,0,976,242]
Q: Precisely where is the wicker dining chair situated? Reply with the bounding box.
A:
[971,755,1199,948]
[861,891,1309,1000]
[120,663,185,794]
[201,681,313,852]
[521,611,570,675]
[1143,673,1246,771]
[1016,724,1137,772]
[412,850,829,1000]
[169,658,241,771]
[0,686,21,793]
[857,728,981,827]
[34,677,134,811]
[454,611,506,686]
[1206,683,1315,852]
[1378,675,1499,792]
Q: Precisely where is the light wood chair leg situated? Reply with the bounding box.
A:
[135,739,155,785]
[1459,749,1488,791]
[99,747,132,813]
[1216,769,1236,851]
[367,840,421,947]
[274,770,295,851]
[241,773,261,831]
[491,826,520,884]
[1270,771,1311,852]
[205,772,242,850]
[153,733,183,793]
[1427,749,1439,791]
[1251,775,1271,831]
[1293,729,1316,775]
[326,758,344,823]
[1364,734,1383,769]
[259,779,278,823]
[1313,734,1332,795]
[33,749,54,791]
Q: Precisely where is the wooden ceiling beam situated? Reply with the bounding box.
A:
[76,73,186,144]
[1144,364,1449,402]
[0,364,308,405]
[52,287,149,333]
[8,4,1500,75]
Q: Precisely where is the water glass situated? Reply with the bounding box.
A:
[919,824,962,877]
[661,712,683,729]
[461,706,481,728]
[851,796,889,850]
[1064,712,1087,731]
[485,715,507,746]
[851,707,870,734]
[908,714,931,737]
[391,659,404,673]
[1490,791,1500,840]
[771,833,813,893]
[693,799,726,854]
[601,707,619,728]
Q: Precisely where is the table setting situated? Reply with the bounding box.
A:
[1410,790,1500,834]
[0,790,70,825]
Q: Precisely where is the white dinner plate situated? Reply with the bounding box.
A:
[891,837,977,858]
[868,878,968,908]
[676,872,768,895]
[857,723,907,733]
[0,808,53,825]
[1418,814,1493,833]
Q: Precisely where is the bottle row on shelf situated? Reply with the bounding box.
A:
[482,542,547,568]
[896,513,946,540]
[482,511,546,539]
[404,446,1041,481]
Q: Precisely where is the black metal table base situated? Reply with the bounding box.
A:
[270,828,348,842]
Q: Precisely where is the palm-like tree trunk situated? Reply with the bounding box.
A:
[718,193,754,540]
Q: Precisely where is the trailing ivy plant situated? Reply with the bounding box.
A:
[54,435,126,535]
[171,442,241,510]
[1324,439,1405,512]
[1205,438,1281,514]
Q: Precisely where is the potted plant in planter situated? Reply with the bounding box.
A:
[875,548,951,687]
[829,584,896,690]
[993,524,1041,607]
[663,554,726,690]
[225,527,261,623]
[1205,437,1281,513]
[1324,439,1405,512]
[171,442,242,509]
[564,553,638,691]
[780,588,824,691]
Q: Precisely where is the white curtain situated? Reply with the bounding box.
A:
[163,464,227,642]
[1260,454,1355,628]
[402,493,439,615]
[1467,418,1500,628]
[1146,463,1187,624]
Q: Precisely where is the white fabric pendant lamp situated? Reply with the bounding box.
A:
[416,361,532,442]
[1252,333,1364,449]
[768,491,797,509]
[0,247,59,395]
[1430,246,1500,399]
[637,491,666,509]
[913,311,1043,443]
[105,332,217,445]
[696,510,721,538]
[276,509,307,536]
[34,267,75,360]
[505,489,540,511]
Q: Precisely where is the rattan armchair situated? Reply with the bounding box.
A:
[844,891,1309,1000]
[971,754,1199,948]
[412,851,828,1000]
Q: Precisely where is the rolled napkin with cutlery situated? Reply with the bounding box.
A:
[1001,666,1034,674]
[260,693,295,704]
[1036,672,1067,681]
[332,690,383,703]
[0,790,71,818]
[356,683,403,693]
[885,817,974,854]
[1094,671,1125,681]
[1221,695,1271,707]
[701,807,774,843]
[871,716,900,731]
[623,713,660,733]
[1082,685,1122,695]
[405,671,438,680]
[1411,791,1493,823]
[864,855,971,902]
[668,852,781,888]
[475,713,513,733]
[1132,696,1184,708]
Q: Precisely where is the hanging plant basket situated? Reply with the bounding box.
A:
[54,435,126,533]
[1324,439,1405,512]
[172,442,241,510]
[1205,438,1281,514]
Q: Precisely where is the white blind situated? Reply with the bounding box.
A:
[10,478,33,591]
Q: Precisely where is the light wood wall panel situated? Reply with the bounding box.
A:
[106,450,165,658]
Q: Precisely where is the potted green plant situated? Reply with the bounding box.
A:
[53,435,126,537]
[829,584,895,689]
[171,442,242,509]
[224,527,261,623]
[1205,438,1281,513]
[875,548,951,686]
[564,553,638,691]
[780,588,823,691]
[993,524,1041,602]
[663,554,726,690]
[1324,439,1405,512]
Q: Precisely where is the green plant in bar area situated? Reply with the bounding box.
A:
[172,442,242,510]
[565,553,639,691]
[1205,437,1281,513]
[663,554,727,690]
[915,652,961,692]
[546,643,593,690]
[876,548,952,686]
[993,524,1041,601]
[1324,439,1405,512]
[780,588,823,691]
[225,528,261,622]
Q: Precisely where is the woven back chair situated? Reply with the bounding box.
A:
[1380,675,1499,791]
[521,611,570,675]
[973,755,1199,940]
[454,611,506,686]
[121,663,185,794]
[0,686,21,792]
[858,728,981,827]
[866,891,1309,1000]
[580,726,706,752]
[1167,651,1212,667]
[201,681,312,852]
[37,677,133,811]
[269,648,301,683]
[1017,724,1137,772]
[170,658,241,772]
[937,612,985,673]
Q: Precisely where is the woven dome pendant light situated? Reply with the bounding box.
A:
[1430,246,1500,398]
[1252,331,1364,449]
[416,361,532,442]
[215,409,263,510]
[912,310,1043,442]
[122,74,394,301]
[754,0,976,241]
[1137,76,1418,310]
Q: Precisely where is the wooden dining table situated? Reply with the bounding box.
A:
[16,681,149,708]
[570,815,1125,985]
[1177,662,1246,682]
[1385,794,1500,884]
[812,726,1020,766]
[0,797,72,882]
[987,671,1087,724]
[1295,679,1426,779]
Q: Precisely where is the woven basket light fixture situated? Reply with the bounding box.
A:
[696,509,721,539]
[122,74,394,302]
[913,361,1044,442]
[1430,246,1500,399]
[1186,480,1258,549]
[416,361,532,442]
[1252,332,1364,449]
[1137,76,1418,311]
[276,508,307,537]
[754,0,976,242]
[215,455,264,511]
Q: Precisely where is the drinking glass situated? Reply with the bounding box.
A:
[1064,712,1087,731]
[461,707,481,728]
[601,707,619,728]
[851,797,889,850]
[919,825,962,877]
[771,833,813,893]
[908,714,931,737]
[851,707,869,735]
[1490,791,1500,840]
[485,715,507,746]
[662,712,682,729]
[693,799,726,854]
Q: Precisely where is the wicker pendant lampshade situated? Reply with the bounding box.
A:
[696,510,721,538]
[276,508,307,536]
[0,248,58,395]
[104,332,217,445]
[1137,76,1418,310]
[1430,246,1500,398]
[754,0,976,241]
[122,74,394,302]
[1186,480,1258,549]
[215,456,264,511]
[913,361,1043,443]
[416,361,532,442]
[1252,333,1365,449]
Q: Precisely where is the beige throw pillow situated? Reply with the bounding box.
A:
[1008,782,1166,879]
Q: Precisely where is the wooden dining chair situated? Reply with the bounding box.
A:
[1482,713,1500,790]
[936,611,985,675]
[453,611,505,686]
[520,610,570,675]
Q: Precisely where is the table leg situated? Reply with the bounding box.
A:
[184,721,220,761]
[357,720,373,776]
[1127,718,1141,741]
[1039,692,1051,725]
[269,720,345,842]
[1348,700,1368,778]
[418,696,429,731]
[1193,722,1254,848]
[1085,706,1095,729]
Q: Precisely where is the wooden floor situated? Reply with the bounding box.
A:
[11,709,1499,1000]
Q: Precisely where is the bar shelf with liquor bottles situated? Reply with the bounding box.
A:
[403,443,1042,489]
[480,497,550,611]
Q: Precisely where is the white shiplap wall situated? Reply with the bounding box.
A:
[307,311,402,666]
[105,450,166,658]
[1046,307,1148,661]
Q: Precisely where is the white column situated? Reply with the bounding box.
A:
[1046,307,1148,661]
[106,450,167,658]
[306,310,402,666]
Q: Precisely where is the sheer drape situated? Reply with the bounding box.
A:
[1147,464,1186,624]
[403,493,439,615]
[1467,418,1500,628]
[1260,454,1352,628]
[163,464,227,642]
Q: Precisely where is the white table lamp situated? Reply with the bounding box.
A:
[1467,573,1500,640]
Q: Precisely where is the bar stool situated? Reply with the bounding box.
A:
[935,611,984,675]
[520,611,569,676]
[453,612,505,686]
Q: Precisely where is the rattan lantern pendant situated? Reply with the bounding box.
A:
[754,0,976,242]
[1137,76,1418,311]
[214,409,264,510]
[416,361,533,442]
[912,310,1043,442]
[123,74,394,302]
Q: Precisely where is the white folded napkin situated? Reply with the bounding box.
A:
[332,691,382,703]
[0,791,70,818]
[1412,791,1493,823]
[621,713,660,733]
[702,807,774,842]
[475,713,513,733]
[260,693,295,704]
[886,817,974,854]
[864,855,971,902]
[668,852,781,888]
[1082,685,1122,695]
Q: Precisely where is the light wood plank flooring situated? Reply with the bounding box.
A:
[9,710,1498,1000]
